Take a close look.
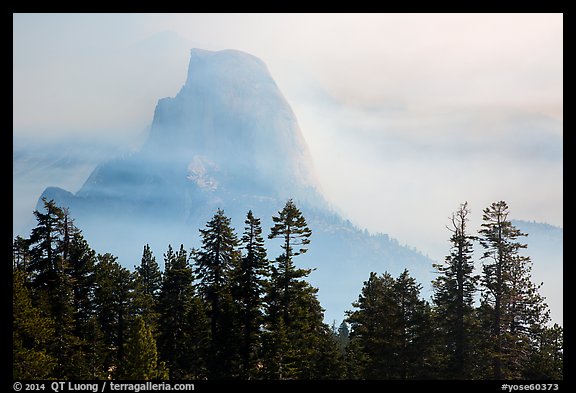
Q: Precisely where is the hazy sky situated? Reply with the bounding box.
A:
[13,13,563,262]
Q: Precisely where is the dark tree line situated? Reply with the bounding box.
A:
[12,199,562,380]
[344,201,562,380]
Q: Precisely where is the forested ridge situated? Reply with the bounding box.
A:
[13,199,562,380]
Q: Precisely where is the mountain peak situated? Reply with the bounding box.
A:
[35,48,435,324]
[189,47,265,64]
[145,48,322,205]
[183,48,273,95]
[43,48,326,228]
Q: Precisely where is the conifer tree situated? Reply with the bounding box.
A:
[66,230,105,378]
[80,315,108,379]
[295,287,345,379]
[267,199,312,327]
[523,323,563,379]
[158,245,209,379]
[261,278,294,379]
[19,200,105,378]
[94,253,134,378]
[265,199,314,378]
[27,198,64,291]
[478,201,551,379]
[393,269,434,379]
[347,270,433,379]
[233,210,270,379]
[133,244,162,330]
[13,267,56,379]
[264,200,341,379]
[432,202,478,378]
[344,334,369,379]
[27,199,79,378]
[194,209,241,378]
[122,316,169,380]
[13,196,562,380]
[13,235,30,271]
[68,232,97,334]
[346,272,397,379]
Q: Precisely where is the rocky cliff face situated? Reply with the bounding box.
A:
[38,49,433,323]
[52,49,326,226]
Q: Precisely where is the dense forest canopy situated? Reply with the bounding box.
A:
[13,199,562,380]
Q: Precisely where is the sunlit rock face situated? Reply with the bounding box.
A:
[39,49,432,323]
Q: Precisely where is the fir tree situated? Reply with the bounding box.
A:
[310,323,347,379]
[478,201,551,379]
[68,232,97,335]
[261,267,289,379]
[432,202,478,378]
[158,245,209,379]
[13,267,56,379]
[67,230,103,378]
[346,272,398,379]
[12,196,562,380]
[347,270,434,379]
[233,210,270,379]
[13,235,30,271]
[268,200,312,327]
[27,200,79,378]
[133,244,162,330]
[523,323,563,380]
[264,199,322,379]
[295,287,345,379]
[267,199,313,328]
[27,198,64,291]
[18,201,105,378]
[94,253,134,379]
[194,209,241,378]
[121,316,169,380]
[80,315,108,379]
[393,270,435,379]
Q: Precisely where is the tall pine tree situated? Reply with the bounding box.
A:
[194,209,241,378]
[393,270,435,379]
[233,210,270,379]
[346,272,398,379]
[121,316,169,380]
[133,244,162,331]
[264,199,341,379]
[94,253,134,379]
[27,199,80,378]
[524,323,563,379]
[347,270,434,379]
[265,199,313,378]
[13,267,56,379]
[432,202,478,378]
[267,199,312,328]
[478,201,551,379]
[158,245,209,379]
[67,230,103,378]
